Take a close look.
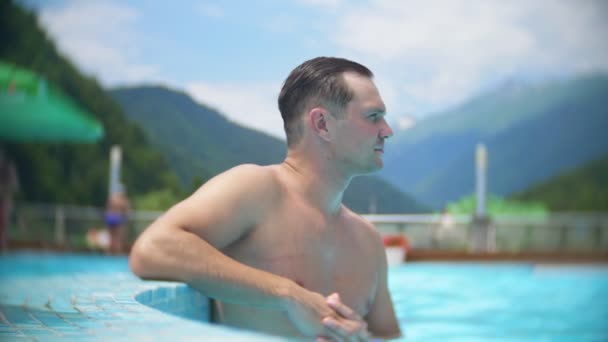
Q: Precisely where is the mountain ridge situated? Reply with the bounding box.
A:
[382,74,608,208]
[512,154,608,211]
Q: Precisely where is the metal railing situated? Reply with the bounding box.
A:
[7,203,608,254]
[365,213,608,253]
[8,203,162,249]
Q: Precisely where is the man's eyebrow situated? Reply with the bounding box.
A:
[367,109,386,116]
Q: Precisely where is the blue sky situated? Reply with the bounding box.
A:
[21,0,608,139]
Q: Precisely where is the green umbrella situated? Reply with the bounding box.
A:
[0,61,104,142]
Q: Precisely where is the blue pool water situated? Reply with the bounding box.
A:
[1,253,607,341]
[390,263,608,341]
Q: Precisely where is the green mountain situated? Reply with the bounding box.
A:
[0,0,179,206]
[512,155,608,211]
[381,75,608,209]
[111,86,428,213]
[345,175,429,213]
[111,86,286,188]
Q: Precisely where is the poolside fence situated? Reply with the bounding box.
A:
[7,203,608,254]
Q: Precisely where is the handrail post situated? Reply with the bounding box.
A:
[55,205,66,248]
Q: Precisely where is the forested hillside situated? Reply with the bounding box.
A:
[111,86,285,188]
[512,155,608,211]
[0,0,180,206]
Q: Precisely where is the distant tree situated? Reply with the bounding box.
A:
[447,194,548,217]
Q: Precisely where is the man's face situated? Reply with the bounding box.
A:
[329,72,393,174]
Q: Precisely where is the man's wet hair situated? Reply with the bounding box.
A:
[278,57,373,147]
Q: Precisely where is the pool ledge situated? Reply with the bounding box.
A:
[0,255,287,341]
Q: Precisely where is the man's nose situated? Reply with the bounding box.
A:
[380,119,394,139]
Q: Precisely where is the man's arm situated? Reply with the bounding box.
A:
[129,164,340,336]
[319,219,401,341]
[322,238,402,341]
[364,232,402,340]
[130,164,295,307]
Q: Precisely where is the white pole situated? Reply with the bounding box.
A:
[109,145,122,196]
[54,205,65,247]
[475,143,487,218]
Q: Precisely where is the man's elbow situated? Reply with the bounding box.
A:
[129,233,158,279]
[128,250,147,279]
[369,325,402,341]
[374,332,402,341]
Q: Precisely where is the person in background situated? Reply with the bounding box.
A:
[0,148,19,252]
[129,57,401,340]
[105,184,130,254]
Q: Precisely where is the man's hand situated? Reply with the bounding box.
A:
[284,285,341,337]
[317,293,370,342]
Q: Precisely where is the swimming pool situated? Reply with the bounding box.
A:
[1,253,607,341]
[390,263,608,341]
[0,252,282,341]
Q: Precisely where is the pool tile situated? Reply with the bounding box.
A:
[1,253,291,341]
[1,306,39,326]
[29,313,65,328]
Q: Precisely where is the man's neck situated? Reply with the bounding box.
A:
[281,150,353,217]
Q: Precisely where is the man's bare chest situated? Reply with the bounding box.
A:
[224,214,378,315]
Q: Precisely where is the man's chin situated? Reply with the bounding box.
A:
[354,163,383,176]
[373,157,384,170]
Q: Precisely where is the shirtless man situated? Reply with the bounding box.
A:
[129,57,401,341]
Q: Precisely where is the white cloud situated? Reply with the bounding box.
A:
[397,115,416,131]
[331,0,608,115]
[264,13,299,33]
[296,0,344,10]
[196,3,224,18]
[185,82,286,140]
[39,0,161,86]
[33,0,608,138]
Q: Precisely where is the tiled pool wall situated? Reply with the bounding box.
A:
[0,252,285,341]
[134,284,210,323]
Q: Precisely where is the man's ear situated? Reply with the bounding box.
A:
[309,107,331,142]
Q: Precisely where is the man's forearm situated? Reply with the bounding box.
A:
[130,226,296,310]
[369,333,402,341]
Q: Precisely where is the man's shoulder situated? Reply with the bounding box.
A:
[213,164,283,198]
[341,206,382,238]
[219,164,280,183]
[340,206,385,261]
[225,163,274,174]
[186,164,283,216]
